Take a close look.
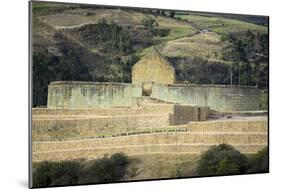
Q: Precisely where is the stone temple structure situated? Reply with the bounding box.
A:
[132,50,176,85]
[47,50,261,112]
[32,50,267,162]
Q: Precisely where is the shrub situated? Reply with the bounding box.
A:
[168,11,175,18]
[80,153,129,184]
[141,16,159,38]
[248,147,269,173]
[33,161,82,187]
[196,144,249,176]
[33,153,130,187]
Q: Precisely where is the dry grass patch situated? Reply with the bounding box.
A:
[161,32,224,61]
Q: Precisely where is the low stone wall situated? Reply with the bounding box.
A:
[33,144,267,162]
[186,120,267,132]
[33,104,175,116]
[33,131,268,152]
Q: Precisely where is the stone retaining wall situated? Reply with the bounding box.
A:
[32,104,210,141]
[32,108,267,141]
[33,104,174,116]
[32,114,170,141]
[33,143,267,162]
[33,144,207,162]
[186,120,267,132]
[32,119,268,162]
[33,131,268,152]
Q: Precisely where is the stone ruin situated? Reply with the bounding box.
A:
[32,49,267,162]
[47,49,261,112]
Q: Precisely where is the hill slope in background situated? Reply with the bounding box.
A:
[32,1,269,106]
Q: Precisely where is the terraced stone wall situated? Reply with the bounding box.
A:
[32,104,209,141]
[32,120,268,162]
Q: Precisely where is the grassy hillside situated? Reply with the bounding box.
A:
[176,11,269,26]
[175,14,268,34]
[161,32,224,61]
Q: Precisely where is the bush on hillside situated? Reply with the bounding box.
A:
[33,153,130,187]
[248,147,269,173]
[141,16,159,38]
[196,144,249,176]
[33,161,82,187]
[80,153,129,184]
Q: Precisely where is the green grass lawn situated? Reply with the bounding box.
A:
[160,26,198,40]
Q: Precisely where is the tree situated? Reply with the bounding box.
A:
[221,31,268,88]
[33,42,92,107]
[141,16,159,38]
[160,10,166,16]
[196,144,249,176]
[77,18,132,54]
[222,35,245,85]
[33,50,60,107]
[169,11,176,18]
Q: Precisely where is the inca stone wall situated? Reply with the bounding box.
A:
[36,49,266,163]
[47,82,261,111]
[34,129,268,150]
[132,50,176,85]
[47,81,142,108]
[32,114,171,141]
[32,120,268,162]
[33,104,173,116]
[33,144,267,162]
[33,101,268,162]
[32,104,209,141]
[151,83,261,112]
[47,49,262,111]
